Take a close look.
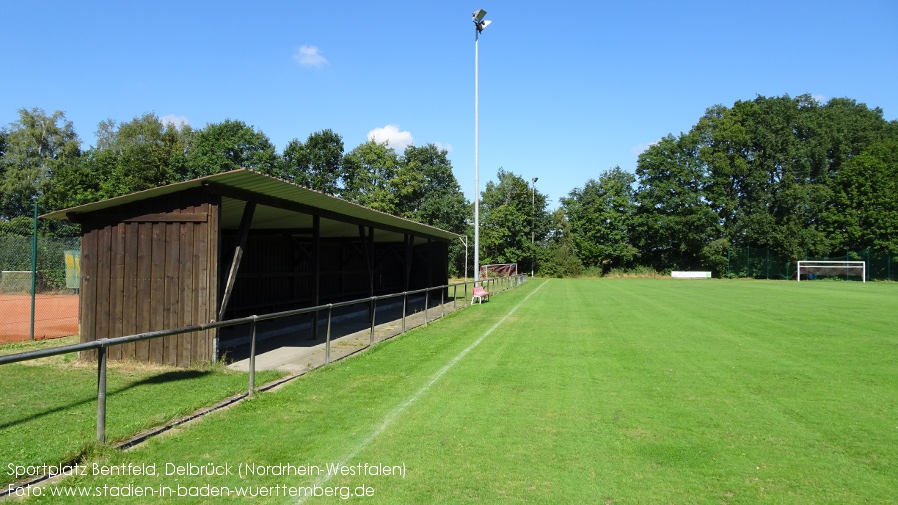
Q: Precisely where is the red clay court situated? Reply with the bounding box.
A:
[0,294,79,344]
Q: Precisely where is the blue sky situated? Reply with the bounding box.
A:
[3,0,896,209]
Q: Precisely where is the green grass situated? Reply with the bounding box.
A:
[10,279,898,504]
[0,339,284,488]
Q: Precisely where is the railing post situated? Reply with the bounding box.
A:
[424,289,429,326]
[326,304,333,364]
[97,343,108,444]
[249,315,258,395]
[453,284,457,311]
[441,287,445,318]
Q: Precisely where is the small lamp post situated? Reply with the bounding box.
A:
[531,177,538,277]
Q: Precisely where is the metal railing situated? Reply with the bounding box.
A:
[0,274,527,444]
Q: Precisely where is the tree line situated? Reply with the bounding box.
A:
[0,111,473,274]
[2,93,896,279]
[566,94,898,277]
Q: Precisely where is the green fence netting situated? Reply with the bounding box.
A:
[726,247,896,281]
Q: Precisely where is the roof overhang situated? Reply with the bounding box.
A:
[42,169,461,243]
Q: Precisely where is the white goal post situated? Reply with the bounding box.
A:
[796,261,866,282]
[478,263,518,281]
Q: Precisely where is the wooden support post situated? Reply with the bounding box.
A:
[427,238,433,289]
[427,238,433,313]
[404,234,414,317]
[404,234,413,292]
[367,226,375,298]
[217,201,255,321]
[311,215,321,339]
[358,225,375,318]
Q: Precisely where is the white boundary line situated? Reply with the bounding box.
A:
[296,280,547,503]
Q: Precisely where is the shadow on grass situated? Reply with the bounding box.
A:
[0,370,210,430]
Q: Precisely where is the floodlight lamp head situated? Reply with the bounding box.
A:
[533,177,539,183]
[473,9,487,23]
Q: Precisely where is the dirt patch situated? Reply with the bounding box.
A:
[0,294,79,344]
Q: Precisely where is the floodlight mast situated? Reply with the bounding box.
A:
[473,8,487,24]
[473,8,490,286]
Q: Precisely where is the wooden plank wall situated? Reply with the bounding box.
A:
[79,189,218,365]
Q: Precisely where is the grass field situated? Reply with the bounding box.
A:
[8,279,898,504]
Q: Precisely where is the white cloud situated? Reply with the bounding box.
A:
[160,114,189,129]
[631,140,659,155]
[293,45,328,67]
[812,93,827,104]
[368,125,415,151]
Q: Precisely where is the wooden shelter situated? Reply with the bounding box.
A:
[44,169,458,365]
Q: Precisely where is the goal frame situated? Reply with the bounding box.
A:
[479,263,518,281]
[796,260,866,283]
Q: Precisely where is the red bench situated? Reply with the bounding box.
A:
[472,285,490,304]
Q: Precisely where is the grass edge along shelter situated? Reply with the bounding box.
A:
[43,169,459,366]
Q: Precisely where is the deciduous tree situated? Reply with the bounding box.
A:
[824,140,898,254]
[186,119,279,178]
[341,140,399,211]
[0,108,81,219]
[634,132,721,271]
[563,167,637,272]
[480,168,548,274]
[540,207,582,277]
[281,129,344,194]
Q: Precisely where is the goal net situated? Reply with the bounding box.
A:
[796,261,866,282]
[479,263,518,281]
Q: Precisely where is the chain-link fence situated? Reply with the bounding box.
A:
[0,230,81,343]
[726,246,896,281]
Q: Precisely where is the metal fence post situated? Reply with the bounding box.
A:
[440,288,445,318]
[424,289,429,326]
[727,248,731,277]
[97,343,108,444]
[29,201,38,341]
[453,284,457,311]
[249,315,258,395]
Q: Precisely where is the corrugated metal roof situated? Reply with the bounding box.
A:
[43,169,460,241]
